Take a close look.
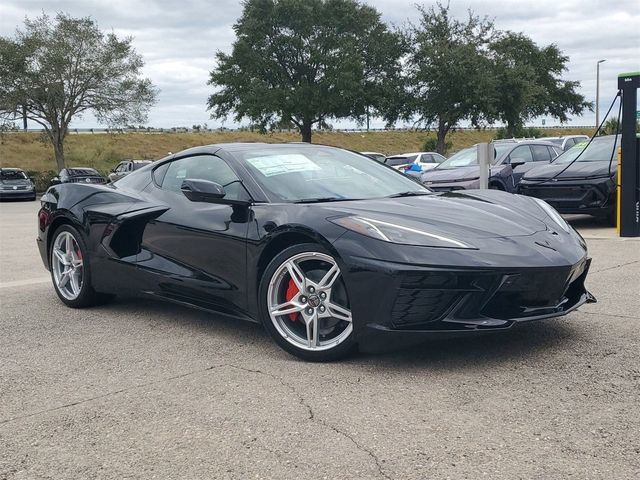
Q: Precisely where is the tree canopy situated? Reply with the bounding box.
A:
[207,0,405,142]
[0,13,157,171]
[489,31,591,137]
[400,3,497,153]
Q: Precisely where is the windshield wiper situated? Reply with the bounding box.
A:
[386,191,431,198]
[294,196,350,204]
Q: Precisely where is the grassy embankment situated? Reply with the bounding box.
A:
[0,128,594,191]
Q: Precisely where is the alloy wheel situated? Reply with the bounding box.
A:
[267,252,352,351]
[51,231,84,300]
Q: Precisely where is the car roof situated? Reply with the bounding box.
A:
[0,167,24,172]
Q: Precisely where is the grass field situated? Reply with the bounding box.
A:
[0,127,594,190]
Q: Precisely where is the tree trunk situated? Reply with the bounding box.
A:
[22,105,27,131]
[436,120,449,155]
[300,119,312,143]
[53,141,65,172]
[51,128,66,172]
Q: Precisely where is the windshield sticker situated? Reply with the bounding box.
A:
[247,154,322,177]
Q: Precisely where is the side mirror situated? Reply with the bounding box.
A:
[50,177,61,185]
[510,159,526,168]
[181,179,226,202]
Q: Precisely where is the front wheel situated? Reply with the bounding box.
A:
[49,224,113,308]
[259,244,356,361]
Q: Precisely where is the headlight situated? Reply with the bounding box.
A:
[532,198,571,233]
[330,216,476,249]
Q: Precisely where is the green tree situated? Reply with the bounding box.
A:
[207,0,405,142]
[490,32,591,137]
[0,13,157,171]
[401,3,497,154]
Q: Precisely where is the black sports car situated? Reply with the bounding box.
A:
[518,135,619,225]
[37,143,594,361]
[50,167,107,186]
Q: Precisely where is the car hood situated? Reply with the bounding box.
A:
[422,165,505,182]
[524,161,616,180]
[321,190,548,240]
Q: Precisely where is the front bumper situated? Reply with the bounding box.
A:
[518,177,616,216]
[0,188,36,199]
[335,234,593,353]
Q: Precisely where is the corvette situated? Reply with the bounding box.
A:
[37,143,594,361]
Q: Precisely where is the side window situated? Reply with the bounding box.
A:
[434,154,446,163]
[423,154,435,163]
[509,146,534,163]
[548,146,560,159]
[115,162,125,173]
[160,155,247,201]
[531,145,552,162]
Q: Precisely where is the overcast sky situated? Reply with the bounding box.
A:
[1,0,638,129]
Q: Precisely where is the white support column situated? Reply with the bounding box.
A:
[477,143,493,190]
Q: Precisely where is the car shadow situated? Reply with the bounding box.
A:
[104,296,584,372]
[351,320,580,371]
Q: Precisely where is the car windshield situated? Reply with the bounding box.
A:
[436,144,511,169]
[385,155,417,166]
[238,146,430,202]
[553,136,619,164]
[1,170,27,180]
[68,168,99,176]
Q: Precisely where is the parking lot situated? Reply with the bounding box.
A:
[0,200,638,479]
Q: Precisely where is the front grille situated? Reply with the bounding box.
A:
[520,184,608,209]
[390,271,494,328]
[481,263,586,320]
[392,289,458,327]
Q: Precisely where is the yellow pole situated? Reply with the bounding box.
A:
[616,146,621,235]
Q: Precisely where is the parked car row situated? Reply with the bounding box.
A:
[421,140,562,192]
[359,134,615,224]
[0,159,154,201]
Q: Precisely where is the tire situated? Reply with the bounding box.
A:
[49,224,113,308]
[489,182,504,191]
[258,243,356,361]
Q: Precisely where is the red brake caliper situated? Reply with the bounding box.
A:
[285,279,299,321]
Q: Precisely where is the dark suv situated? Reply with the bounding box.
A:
[518,135,619,225]
[421,140,561,192]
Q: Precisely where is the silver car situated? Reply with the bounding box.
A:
[108,160,153,183]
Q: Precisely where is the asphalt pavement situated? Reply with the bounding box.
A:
[1,200,638,479]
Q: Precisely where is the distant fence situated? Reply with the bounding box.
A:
[5,125,595,135]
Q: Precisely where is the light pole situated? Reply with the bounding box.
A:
[596,59,606,128]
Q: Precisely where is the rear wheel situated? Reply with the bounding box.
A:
[49,225,113,308]
[259,244,356,361]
